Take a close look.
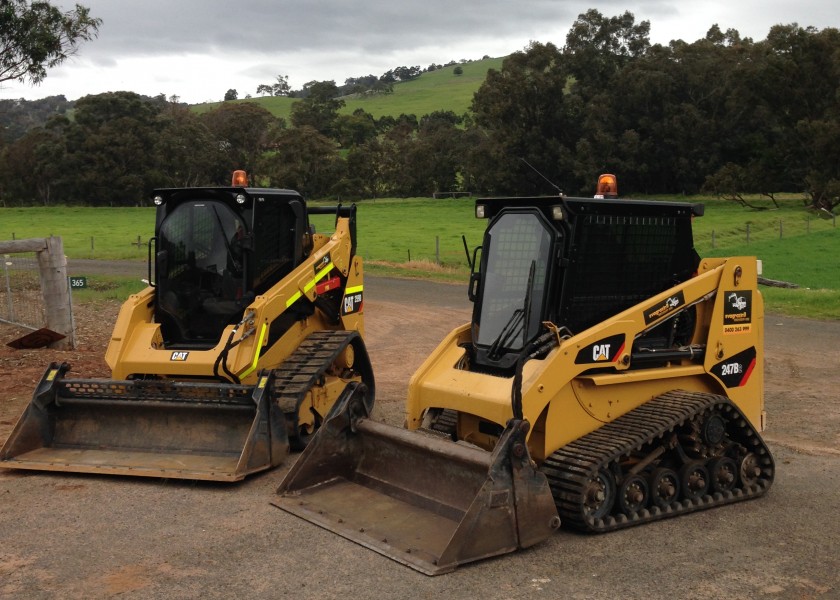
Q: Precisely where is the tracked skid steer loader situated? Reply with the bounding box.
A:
[275,186,774,574]
[1,172,373,481]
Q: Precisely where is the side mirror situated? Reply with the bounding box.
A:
[468,272,480,303]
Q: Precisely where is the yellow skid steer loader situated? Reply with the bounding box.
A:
[1,172,374,481]
[275,188,773,574]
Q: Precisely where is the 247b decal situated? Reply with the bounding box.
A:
[712,346,757,387]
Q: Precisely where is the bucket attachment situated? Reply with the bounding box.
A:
[273,383,560,575]
[0,363,288,482]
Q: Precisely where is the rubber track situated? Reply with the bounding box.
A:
[272,330,360,414]
[425,408,458,438]
[539,389,775,532]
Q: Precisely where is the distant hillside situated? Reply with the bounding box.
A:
[192,57,505,120]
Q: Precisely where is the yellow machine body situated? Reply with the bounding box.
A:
[406,256,765,460]
[275,194,773,575]
[1,185,373,481]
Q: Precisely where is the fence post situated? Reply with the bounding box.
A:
[36,236,75,349]
[3,257,14,321]
[435,236,440,265]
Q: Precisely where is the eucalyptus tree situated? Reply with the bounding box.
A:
[471,41,577,195]
[0,0,100,84]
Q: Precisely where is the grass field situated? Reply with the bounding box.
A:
[2,196,837,319]
[193,57,505,121]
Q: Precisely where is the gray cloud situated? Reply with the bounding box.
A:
[2,0,836,103]
[76,0,595,56]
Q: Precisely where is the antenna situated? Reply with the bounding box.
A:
[520,158,563,195]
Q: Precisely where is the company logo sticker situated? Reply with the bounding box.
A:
[315,253,331,273]
[644,291,685,324]
[723,290,752,334]
[170,351,189,361]
[575,334,626,364]
[342,286,364,316]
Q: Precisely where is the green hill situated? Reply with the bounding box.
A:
[193,57,505,120]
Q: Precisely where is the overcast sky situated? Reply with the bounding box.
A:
[1,0,837,104]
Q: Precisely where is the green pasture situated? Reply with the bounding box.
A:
[194,57,505,121]
[1,196,837,319]
[1,206,152,259]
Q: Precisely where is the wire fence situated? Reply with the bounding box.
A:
[694,213,837,252]
[1,252,46,331]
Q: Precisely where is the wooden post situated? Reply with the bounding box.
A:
[3,258,14,320]
[435,236,440,265]
[37,236,75,349]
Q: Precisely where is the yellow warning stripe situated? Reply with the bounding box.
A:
[239,322,268,379]
[285,262,335,308]
[344,284,363,295]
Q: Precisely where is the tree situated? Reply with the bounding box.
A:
[258,126,344,198]
[0,94,72,143]
[256,75,290,97]
[271,74,290,96]
[0,0,101,84]
[563,9,651,92]
[471,41,578,194]
[392,65,422,81]
[334,109,378,148]
[344,138,391,198]
[290,80,345,137]
[153,101,224,188]
[0,121,66,204]
[223,88,238,101]
[200,101,283,180]
[401,114,464,195]
[453,66,463,76]
[61,91,164,205]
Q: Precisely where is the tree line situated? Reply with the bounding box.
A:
[249,61,472,100]
[0,9,838,211]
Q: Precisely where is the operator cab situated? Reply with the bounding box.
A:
[469,194,702,374]
[151,177,308,348]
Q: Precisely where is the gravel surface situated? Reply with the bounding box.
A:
[0,276,838,599]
